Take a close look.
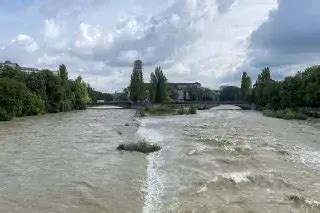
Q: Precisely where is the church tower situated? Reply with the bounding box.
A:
[134,60,143,72]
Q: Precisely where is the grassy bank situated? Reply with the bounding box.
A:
[262,109,307,120]
[140,105,197,117]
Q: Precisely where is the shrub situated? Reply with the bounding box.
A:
[24,92,45,116]
[141,105,176,116]
[189,105,197,114]
[177,107,185,115]
[263,109,307,120]
[0,108,13,121]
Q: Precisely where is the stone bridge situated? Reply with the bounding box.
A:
[164,101,252,110]
[89,101,253,110]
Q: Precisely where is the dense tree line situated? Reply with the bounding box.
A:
[251,66,320,110]
[188,86,217,102]
[0,64,90,121]
[220,86,241,102]
[87,84,114,103]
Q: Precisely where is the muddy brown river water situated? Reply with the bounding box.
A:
[0,105,319,212]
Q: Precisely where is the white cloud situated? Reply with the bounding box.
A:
[75,23,102,48]
[13,34,39,52]
[44,19,60,39]
[0,0,278,92]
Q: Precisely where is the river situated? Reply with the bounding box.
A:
[0,106,319,212]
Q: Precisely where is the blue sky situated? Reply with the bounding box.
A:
[1,0,320,92]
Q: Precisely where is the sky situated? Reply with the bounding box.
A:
[0,0,320,92]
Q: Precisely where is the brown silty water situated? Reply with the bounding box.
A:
[0,106,320,212]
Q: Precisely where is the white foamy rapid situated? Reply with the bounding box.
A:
[137,119,165,213]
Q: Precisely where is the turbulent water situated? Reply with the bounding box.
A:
[0,109,146,213]
[0,106,320,212]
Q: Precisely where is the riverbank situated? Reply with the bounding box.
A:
[262,109,307,120]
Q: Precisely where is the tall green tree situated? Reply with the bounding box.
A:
[72,76,90,110]
[149,67,168,104]
[129,68,144,102]
[59,64,68,84]
[149,72,157,103]
[253,67,276,108]
[240,72,252,101]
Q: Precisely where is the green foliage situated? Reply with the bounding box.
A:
[176,106,197,115]
[149,72,157,103]
[59,64,68,84]
[252,66,320,111]
[87,84,114,103]
[0,78,44,118]
[263,109,307,120]
[129,67,145,102]
[253,68,282,109]
[139,104,197,117]
[189,105,197,114]
[149,67,168,104]
[0,65,25,82]
[114,88,129,101]
[142,105,175,116]
[220,86,241,101]
[177,107,185,115]
[258,67,271,83]
[0,108,13,121]
[241,72,252,101]
[299,108,320,118]
[0,64,91,121]
[188,87,217,101]
[72,76,90,110]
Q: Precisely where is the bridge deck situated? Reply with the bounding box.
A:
[89,101,252,110]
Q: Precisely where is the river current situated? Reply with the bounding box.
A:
[0,106,319,212]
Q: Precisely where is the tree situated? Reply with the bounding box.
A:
[59,64,68,84]
[220,86,241,101]
[0,78,44,118]
[0,63,94,120]
[253,67,275,108]
[188,86,217,101]
[0,64,25,82]
[72,76,90,110]
[42,70,63,113]
[129,68,144,103]
[149,67,168,104]
[87,84,114,103]
[257,67,271,83]
[241,72,252,101]
[149,72,157,103]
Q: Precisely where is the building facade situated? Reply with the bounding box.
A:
[167,82,202,101]
[0,61,59,75]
